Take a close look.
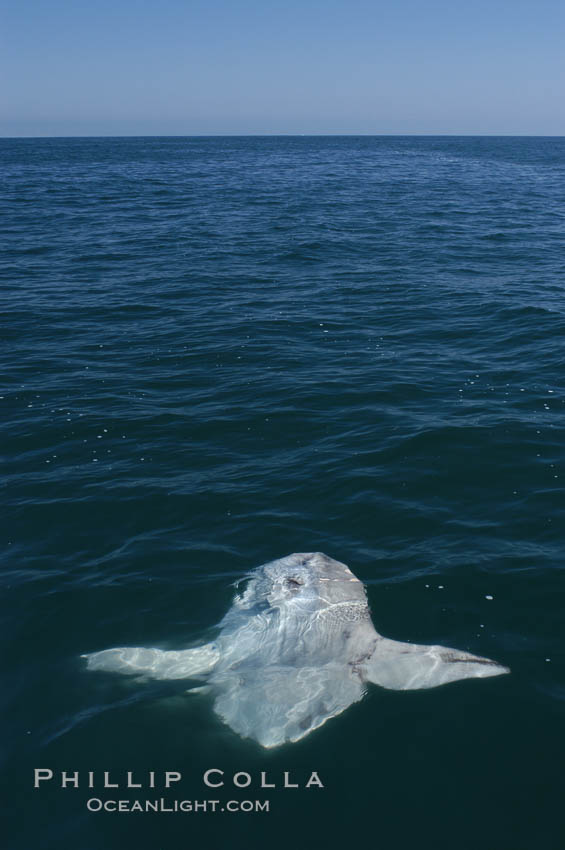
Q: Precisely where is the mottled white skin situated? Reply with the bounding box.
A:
[84,553,509,748]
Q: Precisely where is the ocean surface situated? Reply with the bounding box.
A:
[2,135,565,850]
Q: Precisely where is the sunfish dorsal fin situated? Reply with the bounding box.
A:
[82,644,219,680]
[361,637,509,690]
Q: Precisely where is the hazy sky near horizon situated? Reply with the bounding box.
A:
[2,0,564,136]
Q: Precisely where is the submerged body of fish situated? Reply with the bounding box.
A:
[84,553,509,747]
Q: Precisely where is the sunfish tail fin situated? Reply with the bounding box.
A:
[82,643,219,680]
[361,637,509,690]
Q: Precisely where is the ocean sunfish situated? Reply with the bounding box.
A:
[83,552,509,748]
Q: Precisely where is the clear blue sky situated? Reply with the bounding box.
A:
[2,0,564,136]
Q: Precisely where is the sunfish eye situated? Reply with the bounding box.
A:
[286,577,304,588]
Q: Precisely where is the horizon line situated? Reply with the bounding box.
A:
[2,132,565,140]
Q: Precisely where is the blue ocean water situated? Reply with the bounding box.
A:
[2,136,565,849]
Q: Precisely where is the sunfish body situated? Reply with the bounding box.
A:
[84,553,508,748]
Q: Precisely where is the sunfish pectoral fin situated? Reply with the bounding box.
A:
[82,643,220,680]
[361,637,509,690]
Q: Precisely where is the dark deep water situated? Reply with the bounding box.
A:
[2,135,565,849]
